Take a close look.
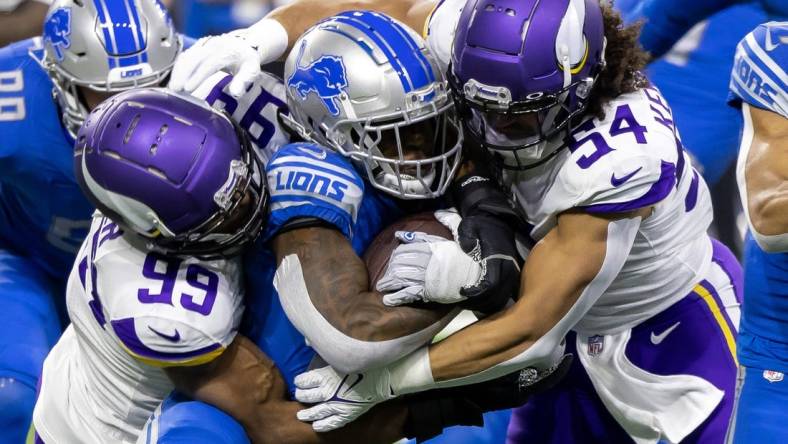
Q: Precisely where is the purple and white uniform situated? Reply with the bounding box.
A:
[426,2,742,440]
[32,72,289,444]
[502,88,742,444]
[33,214,243,443]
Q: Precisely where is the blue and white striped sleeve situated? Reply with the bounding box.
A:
[263,142,365,241]
[728,22,788,118]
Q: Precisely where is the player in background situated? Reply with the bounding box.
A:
[0,1,180,441]
[242,2,742,443]
[0,0,51,47]
[614,0,787,254]
[725,21,788,443]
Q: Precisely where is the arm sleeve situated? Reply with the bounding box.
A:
[263,142,365,241]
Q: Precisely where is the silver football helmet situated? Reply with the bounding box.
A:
[34,0,181,139]
[283,11,463,200]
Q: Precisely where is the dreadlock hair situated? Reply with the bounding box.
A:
[585,3,650,120]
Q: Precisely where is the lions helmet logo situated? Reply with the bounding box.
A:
[43,8,72,61]
[287,41,348,116]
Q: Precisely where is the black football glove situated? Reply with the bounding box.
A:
[402,354,573,442]
[450,172,525,314]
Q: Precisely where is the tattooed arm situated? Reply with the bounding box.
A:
[272,226,457,373]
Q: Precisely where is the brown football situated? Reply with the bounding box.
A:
[363,211,453,287]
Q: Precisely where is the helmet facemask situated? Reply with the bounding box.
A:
[450,72,596,170]
[334,92,463,200]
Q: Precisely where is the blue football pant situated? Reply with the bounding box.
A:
[727,365,788,443]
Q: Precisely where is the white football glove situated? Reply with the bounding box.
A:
[376,209,482,306]
[295,366,397,432]
[169,19,288,97]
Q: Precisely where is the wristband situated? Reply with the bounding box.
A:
[389,347,435,395]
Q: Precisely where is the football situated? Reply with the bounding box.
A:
[363,211,453,287]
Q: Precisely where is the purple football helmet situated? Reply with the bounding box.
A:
[450,0,606,169]
[75,88,267,258]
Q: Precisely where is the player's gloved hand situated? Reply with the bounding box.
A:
[450,173,524,314]
[376,227,482,306]
[294,366,397,432]
[169,19,288,97]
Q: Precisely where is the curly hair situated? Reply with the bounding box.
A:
[584,4,650,119]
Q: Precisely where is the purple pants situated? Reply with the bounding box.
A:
[507,240,742,443]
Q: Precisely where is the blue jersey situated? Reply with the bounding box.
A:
[0,35,196,281]
[729,22,788,372]
[242,142,402,393]
[0,38,94,278]
[617,1,771,185]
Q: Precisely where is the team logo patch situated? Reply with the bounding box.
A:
[43,8,72,61]
[763,370,784,383]
[587,335,604,356]
[287,41,348,116]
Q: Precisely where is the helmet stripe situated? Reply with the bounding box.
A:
[369,11,435,84]
[94,0,148,69]
[333,12,433,93]
[125,0,149,63]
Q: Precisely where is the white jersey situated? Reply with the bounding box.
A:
[192,70,291,165]
[33,214,244,443]
[506,88,714,334]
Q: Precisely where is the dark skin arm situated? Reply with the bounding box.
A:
[0,0,49,47]
[165,335,409,444]
[272,226,452,342]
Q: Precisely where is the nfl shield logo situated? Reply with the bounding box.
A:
[763,370,784,383]
[588,335,604,356]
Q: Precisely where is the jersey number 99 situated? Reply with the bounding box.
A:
[138,252,219,316]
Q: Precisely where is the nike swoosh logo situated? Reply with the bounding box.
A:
[297,146,328,160]
[650,321,680,345]
[343,374,364,396]
[611,167,643,187]
[148,326,181,343]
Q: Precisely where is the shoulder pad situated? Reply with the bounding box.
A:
[556,90,681,214]
[729,22,788,118]
[93,242,243,367]
[263,142,365,241]
[110,316,235,367]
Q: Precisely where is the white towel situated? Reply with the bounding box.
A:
[576,329,724,444]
